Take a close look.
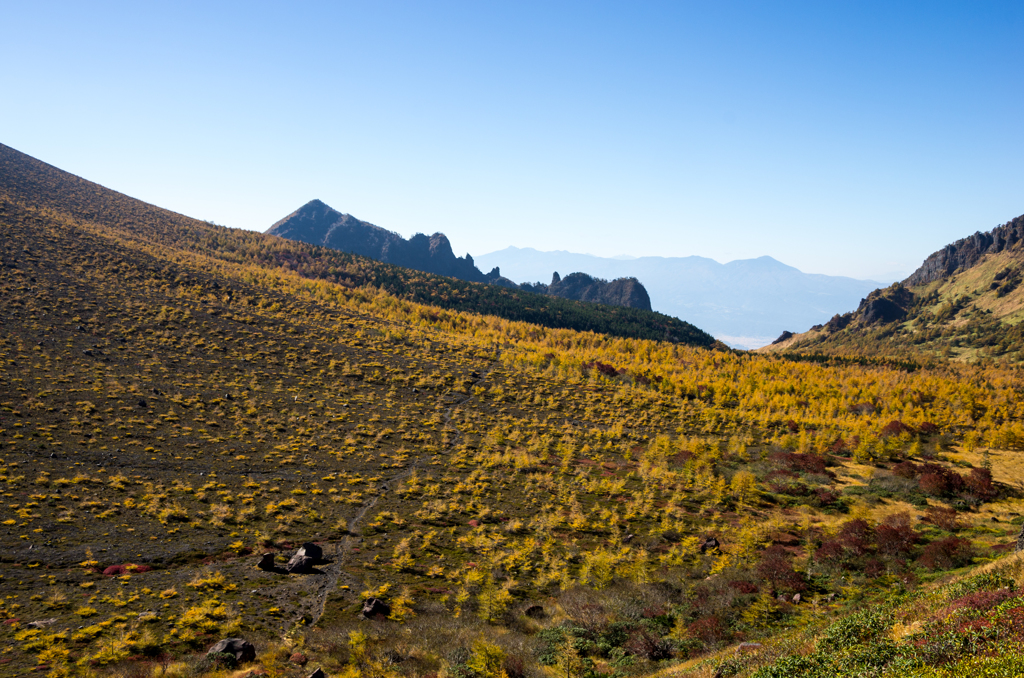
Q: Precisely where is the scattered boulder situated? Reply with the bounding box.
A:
[257,553,277,571]
[297,542,324,562]
[207,638,256,665]
[27,618,58,629]
[1016,523,1024,552]
[699,537,720,553]
[287,554,315,574]
[361,597,391,619]
[309,669,327,678]
[524,605,545,619]
[792,593,801,604]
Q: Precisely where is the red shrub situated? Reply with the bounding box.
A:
[814,539,846,567]
[728,580,759,594]
[583,361,620,378]
[944,588,1018,615]
[103,564,127,576]
[838,518,872,555]
[919,472,950,496]
[919,537,975,570]
[923,507,962,531]
[965,467,997,501]
[756,545,805,592]
[689,615,729,645]
[881,420,913,437]
[917,465,965,497]
[828,437,848,455]
[623,628,673,660]
[813,488,841,507]
[770,451,830,475]
[875,512,918,558]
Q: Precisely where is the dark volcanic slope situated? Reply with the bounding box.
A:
[0,143,714,346]
[268,199,488,282]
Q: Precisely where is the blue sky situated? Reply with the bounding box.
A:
[3,1,1022,281]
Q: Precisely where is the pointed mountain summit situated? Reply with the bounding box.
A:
[267,200,654,311]
[267,200,487,282]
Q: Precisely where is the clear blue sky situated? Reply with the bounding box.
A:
[3,1,1022,281]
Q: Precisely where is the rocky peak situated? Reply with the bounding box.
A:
[905,214,1024,287]
[267,201,656,311]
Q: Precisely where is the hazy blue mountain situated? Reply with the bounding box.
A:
[475,247,883,349]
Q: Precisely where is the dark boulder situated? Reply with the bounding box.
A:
[699,537,720,553]
[361,597,391,619]
[286,554,315,574]
[207,638,256,665]
[1016,523,1024,552]
[309,669,327,678]
[297,542,323,562]
[257,553,276,571]
[524,605,545,619]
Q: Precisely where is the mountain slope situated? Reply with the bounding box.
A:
[475,247,882,349]
[762,213,1024,362]
[1,142,1023,677]
[0,143,713,346]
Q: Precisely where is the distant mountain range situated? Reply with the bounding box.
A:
[268,200,653,311]
[761,213,1024,362]
[475,248,882,349]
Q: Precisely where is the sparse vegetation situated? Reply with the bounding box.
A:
[1,143,1024,677]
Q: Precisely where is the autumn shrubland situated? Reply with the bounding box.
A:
[1,143,1024,677]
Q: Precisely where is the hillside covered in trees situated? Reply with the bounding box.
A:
[2,143,1024,677]
[763,214,1024,363]
[0,145,712,348]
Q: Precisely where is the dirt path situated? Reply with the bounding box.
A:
[306,355,498,626]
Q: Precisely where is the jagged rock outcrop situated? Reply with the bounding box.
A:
[267,200,486,282]
[267,201,655,311]
[905,214,1024,286]
[856,284,915,325]
[519,272,652,311]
